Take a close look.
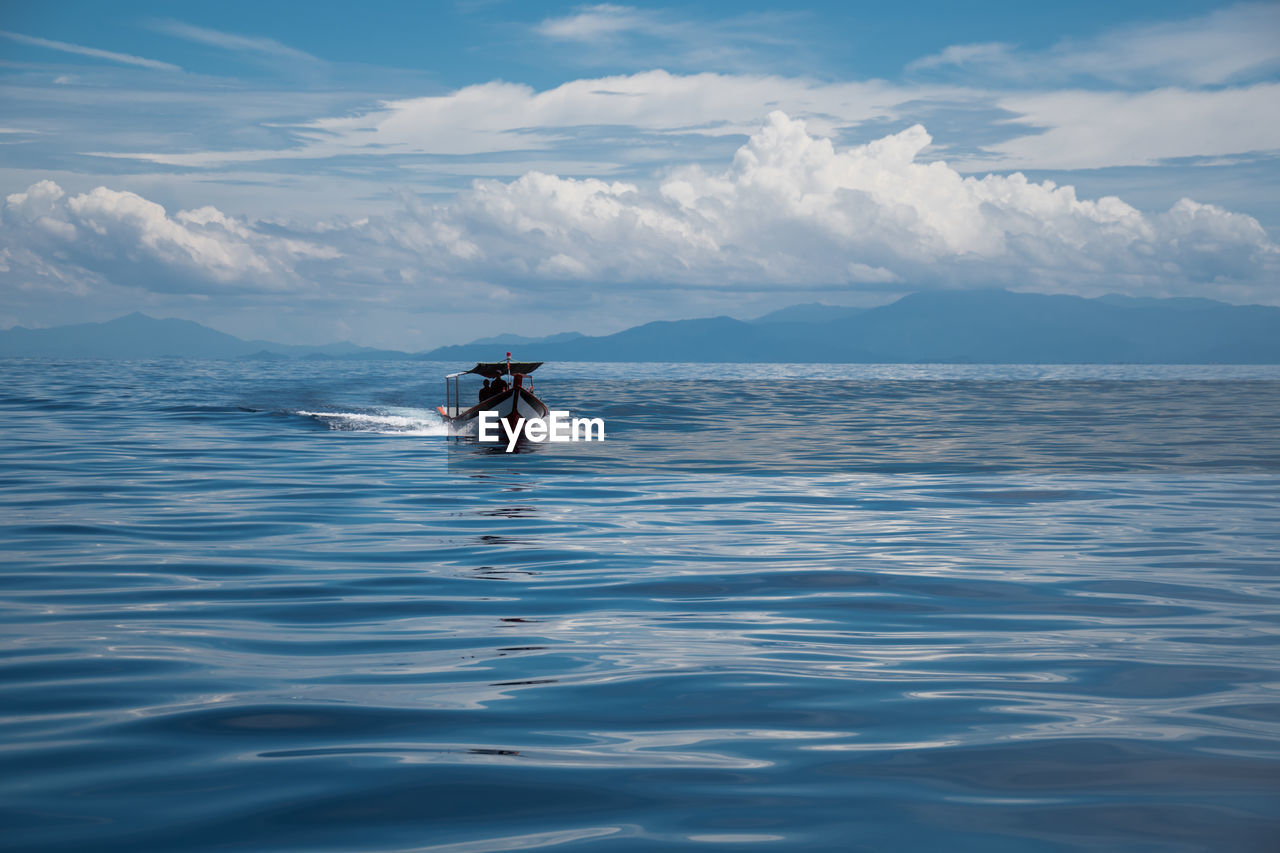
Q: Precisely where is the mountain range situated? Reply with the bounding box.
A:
[3,290,1279,363]
[0,311,414,361]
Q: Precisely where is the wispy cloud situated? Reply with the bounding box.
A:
[85,65,1280,177]
[0,29,181,72]
[909,42,1012,73]
[533,4,806,72]
[908,2,1280,87]
[87,71,932,167]
[535,4,661,41]
[149,19,321,64]
[969,83,1280,171]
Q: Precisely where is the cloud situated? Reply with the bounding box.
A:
[902,4,1280,172]
[535,4,656,41]
[533,4,807,73]
[3,180,337,295]
[909,3,1280,87]
[149,20,322,64]
[909,42,1013,74]
[84,53,1278,184]
[10,114,1273,316]
[93,70,938,167]
[0,29,181,72]
[971,83,1280,171]
[393,112,1276,296]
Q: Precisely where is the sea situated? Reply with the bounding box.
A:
[2,359,1279,852]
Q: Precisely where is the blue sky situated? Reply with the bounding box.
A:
[0,1,1243,86]
[1,1,1277,348]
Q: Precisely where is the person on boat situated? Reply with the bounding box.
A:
[489,374,509,396]
[478,378,491,402]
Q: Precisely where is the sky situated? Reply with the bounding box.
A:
[1,0,1277,349]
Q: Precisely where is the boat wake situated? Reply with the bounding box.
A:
[295,407,449,436]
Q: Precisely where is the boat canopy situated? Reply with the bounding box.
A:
[465,361,542,378]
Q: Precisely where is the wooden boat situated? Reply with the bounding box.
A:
[436,355,550,436]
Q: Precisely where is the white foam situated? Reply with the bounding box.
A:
[296,408,450,436]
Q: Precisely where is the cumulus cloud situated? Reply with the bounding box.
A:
[381,112,1276,295]
[4,115,1277,315]
[3,180,337,295]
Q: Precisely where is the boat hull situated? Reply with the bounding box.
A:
[436,385,550,438]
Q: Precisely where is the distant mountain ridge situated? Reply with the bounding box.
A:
[3,291,1280,363]
[465,331,585,347]
[422,290,1280,364]
[0,312,413,360]
[748,302,869,324]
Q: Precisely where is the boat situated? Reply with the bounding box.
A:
[436,354,550,438]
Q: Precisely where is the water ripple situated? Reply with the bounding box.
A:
[1,360,1278,852]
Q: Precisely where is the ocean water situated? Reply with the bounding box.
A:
[2,359,1279,852]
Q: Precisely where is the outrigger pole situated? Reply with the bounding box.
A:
[443,371,467,418]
